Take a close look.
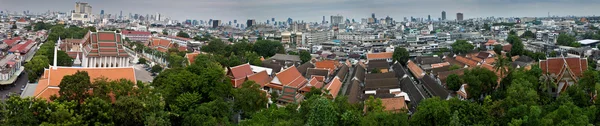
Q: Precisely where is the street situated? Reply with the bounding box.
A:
[0,71,28,101]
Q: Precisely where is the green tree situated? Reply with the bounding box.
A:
[494,56,510,78]
[364,96,384,112]
[114,96,146,125]
[393,47,410,66]
[305,96,338,126]
[493,44,503,55]
[510,37,525,56]
[24,55,50,82]
[253,40,285,57]
[463,67,498,99]
[201,39,227,55]
[410,97,451,125]
[80,97,114,125]
[449,64,462,70]
[58,71,92,102]
[299,50,311,64]
[233,81,269,118]
[162,30,168,35]
[451,40,474,54]
[138,58,147,65]
[521,30,536,38]
[361,111,410,126]
[557,34,577,47]
[244,51,262,66]
[446,74,462,91]
[176,31,190,38]
[151,65,162,73]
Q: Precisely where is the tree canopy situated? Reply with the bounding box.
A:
[451,40,474,54]
[393,47,409,66]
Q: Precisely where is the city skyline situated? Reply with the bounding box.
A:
[1,0,600,22]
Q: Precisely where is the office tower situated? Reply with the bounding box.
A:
[119,11,122,20]
[322,16,326,24]
[272,18,275,22]
[330,15,343,27]
[100,10,104,19]
[234,20,237,24]
[156,13,161,21]
[441,11,446,20]
[287,18,293,25]
[267,20,270,24]
[457,13,464,21]
[212,20,221,28]
[228,21,232,26]
[247,19,256,27]
[372,13,375,19]
[72,2,92,22]
[428,15,431,21]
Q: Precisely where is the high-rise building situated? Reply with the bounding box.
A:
[119,11,122,20]
[234,20,237,24]
[371,13,375,19]
[271,18,275,22]
[428,15,431,21]
[212,20,221,28]
[267,20,270,24]
[330,15,343,27]
[322,16,326,24]
[156,13,161,21]
[457,13,464,21]
[246,19,255,27]
[72,2,92,22]
[287,18,293,25]
[441,11,446,20]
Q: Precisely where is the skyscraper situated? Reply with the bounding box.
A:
[272,18,275,22]
[441,11,446,20]
[212,20,221,28]
[119,11,122,20]
[234,20,237,24]
[330,15,343,27]
[72,2,92,22]
[322,16,326,24]
[371,13,375,19]
[247,19,256,27]
[428,15,431,22]
[287,18,293,25]
[156,13,161,21]
[456,13,464,21]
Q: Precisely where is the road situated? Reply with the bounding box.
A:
[133,64,155,83]
[0,71,28,101]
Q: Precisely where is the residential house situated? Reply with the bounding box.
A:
[147,37,186,53]
[121,31,152,42]
[366,52,393,63]
[7,39,35,62]
[263,54,302,69]
[0,54,23,84]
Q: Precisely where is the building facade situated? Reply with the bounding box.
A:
[79,31,130,68]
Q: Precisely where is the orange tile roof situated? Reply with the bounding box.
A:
[455,56,479,67]
[229,64,254,88]
[485,57,496,65]
[315,60,337,74]
[185,52,200,65]
[34,66,136,101]
[366,52,393,60]
[381,97,408,112]
[271,66,307,88]
[247,70,272,87]
[485,39,497,46]
[407,60,425,79]
[326,77,343,98]
[431,62,451,69]
[302,76,325,92]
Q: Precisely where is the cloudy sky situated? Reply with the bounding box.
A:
[1,0,599,22]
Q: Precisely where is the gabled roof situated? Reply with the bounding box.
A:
[315,60,337,74]
[365,72,396,80]
[269,54,301,62]
[367,60,390,70]
[246,70,272,87]
[366,52,393,60]
[438,68,467,86]
[272,66,307,88]
[415,56,443,65]
[8,40,34,53]
[34,66,136,101]
[229,63,254,79]
[302,76,325,92]
[381,97,408,112]
[364,78,399,91]
[122,31,151,35]
[185,52,200,65]
[306,68,329,78]
[3,37,21,46]
[540,57,587,79]
[431,62,450,69]
[82,31,129,57]
[455,56,479,67]
[407,60,425,79]
[326,77,343,98]
[297,62,315,76]
[336,64,349,80]
[354,63,366,82]
[476,52,491,59]
[421,75,450,99]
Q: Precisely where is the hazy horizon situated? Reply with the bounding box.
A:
[1,0,599,22]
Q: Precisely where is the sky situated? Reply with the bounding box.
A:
[1,0,599,22]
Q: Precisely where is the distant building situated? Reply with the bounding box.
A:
[442,11,446,20]
[212,20,221,28]
[457,13,464,21]
[77,31,130,68]
[246,19,256,28]
[330,15,343,27]
[121,31,151,42]
[71,2,92,22]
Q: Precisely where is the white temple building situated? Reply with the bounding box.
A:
[59,31,130,68]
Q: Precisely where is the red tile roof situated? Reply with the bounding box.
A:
[82,31,129,57]
[503,44,512,52]
[8,40,34,53]
[302,76,325,92]
[455,56,479,67]
[485,39,497,46]
[3,37,22,46]
[407,60,425,79]
[431,62,450,69]
[122,31,151,35]
[540,57,587,78]
[229,63,254,88]
[367,52,393,60]
[326,77,343,98]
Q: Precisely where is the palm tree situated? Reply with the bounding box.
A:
[493,56,510,78]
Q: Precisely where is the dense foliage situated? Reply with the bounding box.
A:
[451,40,474,54]
[393,47,409,66]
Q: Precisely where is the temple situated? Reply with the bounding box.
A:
[72,31,130,68]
